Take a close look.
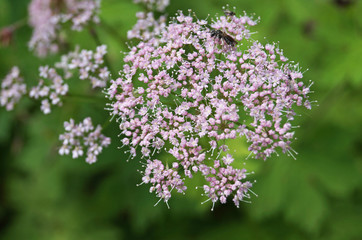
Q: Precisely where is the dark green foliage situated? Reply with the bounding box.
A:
[1,0,362,239]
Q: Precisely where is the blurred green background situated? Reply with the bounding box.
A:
[1,0,362,239]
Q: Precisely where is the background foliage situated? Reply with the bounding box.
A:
[1,0,362,239]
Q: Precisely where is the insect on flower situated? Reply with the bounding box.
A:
[224,10,236,16]
[210,29,238,47]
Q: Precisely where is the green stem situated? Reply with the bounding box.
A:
[7,18,27,30]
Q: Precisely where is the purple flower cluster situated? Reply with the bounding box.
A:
[200,159,253,210]
[29,66,68,114]
[0,67,27,111]
[56,45,110,88]
[127,12,167,41]
[59,117,111,164]
[234,41,312,159]
[133,0,170,12]
[140,160,186,207]
[64,0,101,31]
[107,9,313,207]
[29,45,109,114]
[28,0,101,57]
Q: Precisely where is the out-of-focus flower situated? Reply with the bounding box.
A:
[0,67,27,111]
[133,0,170,12]
[107,8,313,207]
[64,0,101,31]
[127,12,167,41]
[59,117,111,164]
[28,0,101,57]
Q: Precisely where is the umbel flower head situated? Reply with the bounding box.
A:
[106,8,313,208]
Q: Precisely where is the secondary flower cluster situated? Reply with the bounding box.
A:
[56,45,110,88]
[133,0,170,12]
[29,45,109,114]
[107,9,313,207]
[0,67,27,111]
[201,160,253,209]
[127,11,167,41]
[237,42,313,159]
[141,160,186,208]
[29,66,68,114]
[28,0,101,57]
[59,117,111,164]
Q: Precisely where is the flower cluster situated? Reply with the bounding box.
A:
[59,117,111,164]
[200,160,253,210]
[64,0,101,31]
[56,45,110,88]
[29,45,109,114]
[133,0,170,12]
[0,67,27,111]
[29,66,68,114]
[28,0,59,56]
[140,160,186,208]
[127,11,167,41]
[107,9,313,207]
[28,0,101,57]
[237,42,313,159]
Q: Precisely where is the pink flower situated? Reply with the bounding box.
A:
[133,0,170,12]
[107,8,313,208]
[28,0,101,57]
[59,117,111,164]
[0,67,27,111]
[30,45,109,114]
